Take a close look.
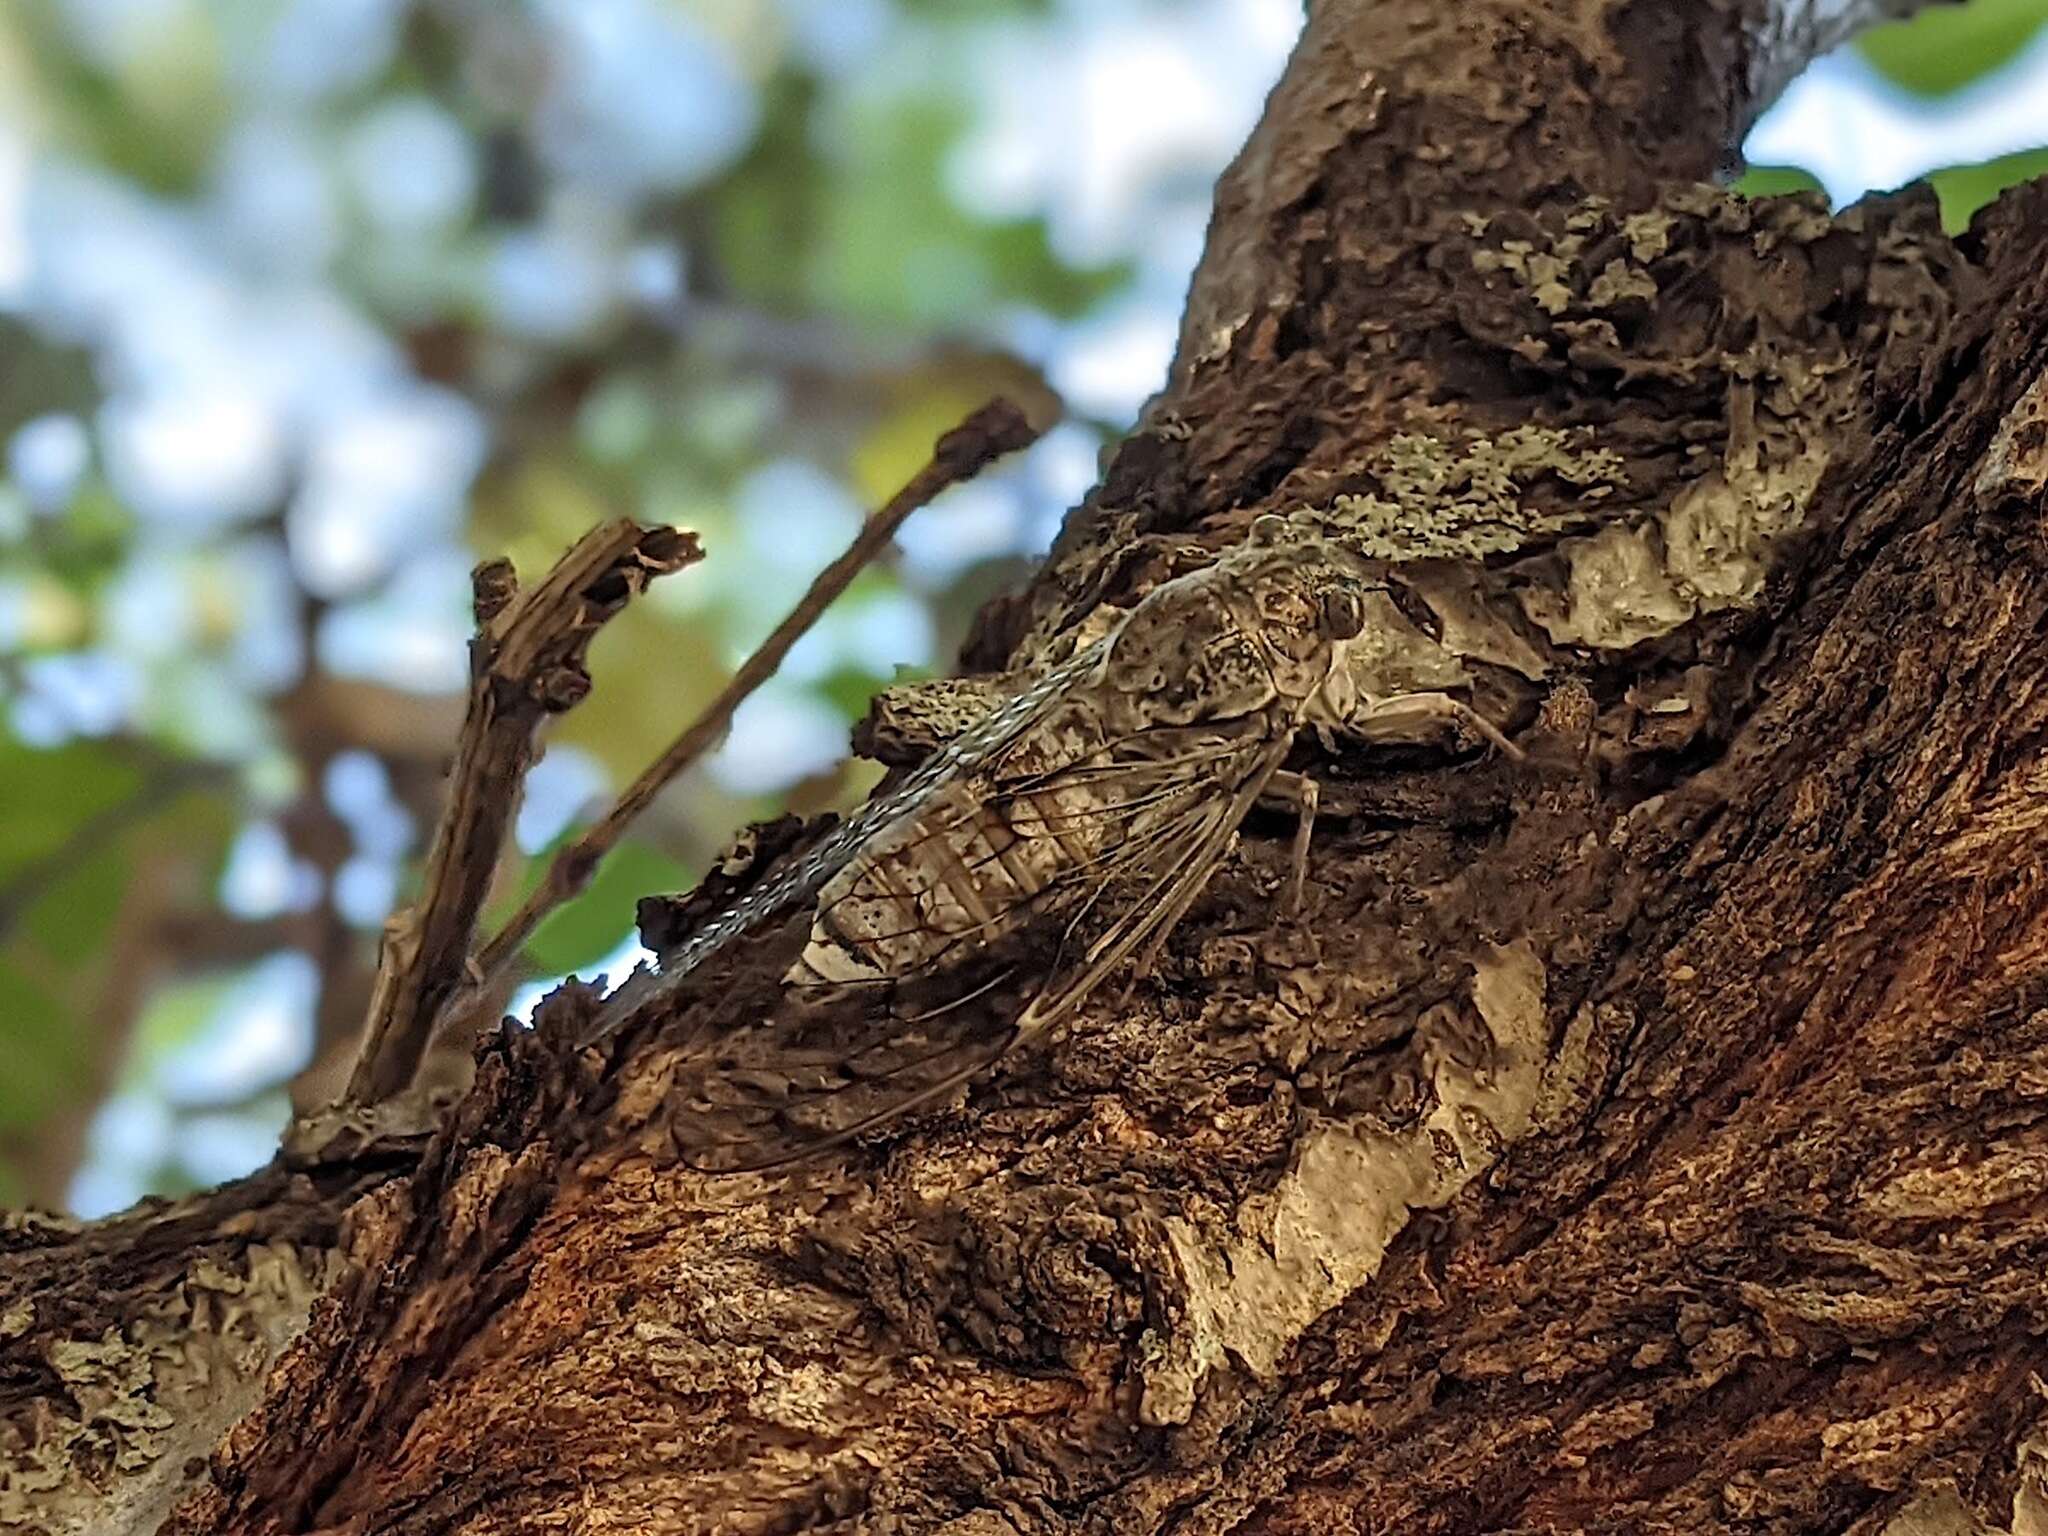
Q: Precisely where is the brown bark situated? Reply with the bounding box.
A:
[9,2,2048,1532]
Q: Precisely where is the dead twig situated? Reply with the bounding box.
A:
[339,520,702,1108]
[464,396,1044,998]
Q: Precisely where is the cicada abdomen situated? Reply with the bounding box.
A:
[793,695,1246,988]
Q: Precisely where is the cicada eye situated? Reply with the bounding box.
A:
[1319,585,1366,640]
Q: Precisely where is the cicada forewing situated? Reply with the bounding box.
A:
[668,716,1293,1171]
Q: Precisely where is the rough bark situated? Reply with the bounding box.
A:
[9,1,2048,1532]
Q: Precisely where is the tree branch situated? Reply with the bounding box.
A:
[1744,0,1951,125]
[465,398,1042,1000]
[336,520,701,1110]
[11,5,2048,1532]
[1148,0,1956,446]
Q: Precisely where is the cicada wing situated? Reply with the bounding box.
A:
[1012,733,1294,1044]
[580,637,1113,1048]
[668,733,1293,1173]
[670,953,1032,1173]
[789,723,1264,987]
[680,636,1111,965]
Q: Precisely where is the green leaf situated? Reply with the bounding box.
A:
[522,841,694,978]
[0,959,79,1128]
[1734,164,1827,200]
[1926,145,2048,231]
[0,738,146,878]
[23,840,130,967]
[1858,0,2048,96]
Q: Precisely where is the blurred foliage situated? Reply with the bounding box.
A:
[1741,149,2048,234]
[516,840,694,979]
[8,0,230,195]
[717,89,1128,325]
[1928,143,2048,227]
[0,0,1138,1214]
[1733,163,1827,199]
[1858,0,2048,96]
[1743,0,2048,233]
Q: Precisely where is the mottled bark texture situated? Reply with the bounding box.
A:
[10,1,2048,1532]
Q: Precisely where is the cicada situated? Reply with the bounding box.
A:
[587,517,1516,1169]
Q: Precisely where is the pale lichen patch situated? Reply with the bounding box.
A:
[1534,1003,1601,1135]
[1975,366,2048,505]
[1587,258,1658,308]
[1302,426,1628,562]
[0,1241,332,1536]
[1518,344,1856,650]
[1453,189,1875,655]
[2016,1428,2048,1536]
[1141,942,1547,1425]
[1399,564,1552,681]
[1520,522,1693,651]
[1876,1484,1998,1535]
[1340,590,1471,698]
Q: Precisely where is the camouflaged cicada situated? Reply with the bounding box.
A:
[586,516,1517,1169]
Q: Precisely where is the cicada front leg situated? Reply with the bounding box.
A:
[1260,769,1320,919]
[1351,691,1526,763]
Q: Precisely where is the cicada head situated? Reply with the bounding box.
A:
[1099,519,1379,726]
[1225,518,1380,712]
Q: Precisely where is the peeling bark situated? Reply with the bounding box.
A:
[9,1,2048,1533]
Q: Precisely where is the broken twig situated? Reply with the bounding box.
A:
[338,520,702,1109]
[467,396,1043,998]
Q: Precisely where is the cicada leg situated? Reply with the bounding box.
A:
[1351,692,1525,763]
[1260,769,1320,918]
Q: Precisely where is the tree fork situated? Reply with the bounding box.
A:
[9,2,2048,1533]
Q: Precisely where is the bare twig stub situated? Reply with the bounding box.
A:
[338,520,702,1109]
[467,396,1044,996]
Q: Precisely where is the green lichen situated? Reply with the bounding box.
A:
[0,1241,332,1535]
[1471,211,1660,319]
[1587,258,1658,308]
[1621,209,1675,261]
[1306,425,1627,561]
[1452,187,1877,654]
[1472,240,1576,314]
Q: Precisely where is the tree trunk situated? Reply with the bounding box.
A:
[10,1,2048,1531]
